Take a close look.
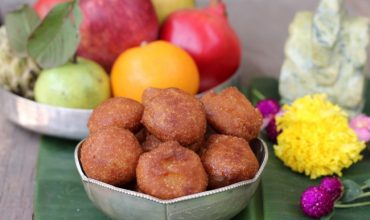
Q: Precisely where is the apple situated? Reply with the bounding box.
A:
[33,0,159,72]
[34,57,110,109]
[151,0,195,24]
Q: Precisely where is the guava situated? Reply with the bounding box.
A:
[34,57,110,109]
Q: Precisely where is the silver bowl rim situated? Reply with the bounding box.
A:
[0,85,93,113]
[0,66,240,112]
[74,137,268,205]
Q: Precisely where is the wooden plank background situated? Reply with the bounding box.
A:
[0,0,369,219]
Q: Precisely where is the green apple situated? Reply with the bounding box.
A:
[151,0,195,24]
[34,57,111,109]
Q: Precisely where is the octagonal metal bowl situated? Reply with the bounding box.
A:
[0,70,241,140]
[74,138,268,220]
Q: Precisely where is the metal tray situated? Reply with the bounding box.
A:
[74,138,268,220]
[0,86,92,140]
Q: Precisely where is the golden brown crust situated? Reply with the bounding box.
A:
[201,134,259,189]
[142,88,207,145]
[186,138,205,153]
[141,133,162,152]
[80,127,143,186]
[200,87,263,141]
[141,87,162,105]
[142,133,205,153]
[88,97,144,134]
[135,128,147,144]
[136,141,208,199]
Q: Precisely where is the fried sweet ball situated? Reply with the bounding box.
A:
[141,133,161,152]
[201,134,259,189]
[135,128,147,144]
[200,87,263,141]
[136,141,208,199]
[80,127,143,186]
[142,88,206,145]
[186,138,205,153]
[142,133,204,153]
[88,97,144,134]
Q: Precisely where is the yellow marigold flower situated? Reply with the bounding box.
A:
[274,94,365,179]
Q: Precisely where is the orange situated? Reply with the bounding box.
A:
[111,40,199,102]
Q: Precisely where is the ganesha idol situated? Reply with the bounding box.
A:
[279,0,370,116]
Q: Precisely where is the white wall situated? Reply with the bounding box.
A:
[1,0,369,84]
[197,0,370,84]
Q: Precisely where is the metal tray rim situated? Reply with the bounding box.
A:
[0,86,93,113]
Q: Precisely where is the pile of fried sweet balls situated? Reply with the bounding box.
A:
[80,87,263,200]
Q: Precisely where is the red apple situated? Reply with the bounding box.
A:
[34,0,71,18]
[34,0,159,71]
[160,0,241,92]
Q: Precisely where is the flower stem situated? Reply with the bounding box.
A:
[335,201,370,208]
[252,89,266,101]
[354,192,370,200]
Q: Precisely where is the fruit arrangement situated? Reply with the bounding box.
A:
[0,0,241,108]
[80,86,262,199]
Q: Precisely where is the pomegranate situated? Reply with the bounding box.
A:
[160,0,241,92]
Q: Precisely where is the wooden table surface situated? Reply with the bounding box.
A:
[0,0,369,219]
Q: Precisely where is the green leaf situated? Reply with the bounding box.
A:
[70,0,82,29]
[249,77,280,105]
[34,136,263,220]
[27,0,82,69]
[363,178,370,189]
[35,137,108,220]
[34,78,370,220]
[341,179,363,202]
[250,78,370,220]
[321,210,334,220]
[4,4,40,56]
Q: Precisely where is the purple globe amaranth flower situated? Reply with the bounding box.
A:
[266,118,280,143]
[350,114,370,142]
[256,99,280,130]
[256,99,280,118]
[300,186,334,218]
[320,176,344,202]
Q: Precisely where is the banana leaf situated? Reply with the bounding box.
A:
[34,138,262,220]
[34,77,370,220]
[34,137,108,220]
[250,78,370,220]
